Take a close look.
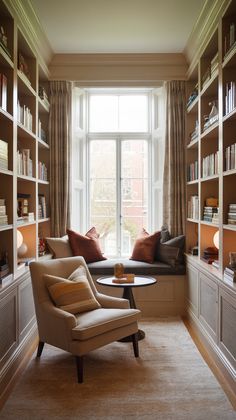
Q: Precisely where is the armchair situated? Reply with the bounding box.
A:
[30,256,140,382]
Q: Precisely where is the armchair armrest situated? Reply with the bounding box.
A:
[95,292,130,309]
[37,301,77,351]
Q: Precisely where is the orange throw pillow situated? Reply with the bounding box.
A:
[67,227,107,263]
[130,228,161,264]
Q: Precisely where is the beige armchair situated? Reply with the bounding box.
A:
[30,256,140,382]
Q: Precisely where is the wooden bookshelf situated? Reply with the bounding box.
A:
[186,0,236,392]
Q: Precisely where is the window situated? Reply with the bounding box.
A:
[72,87,165,257]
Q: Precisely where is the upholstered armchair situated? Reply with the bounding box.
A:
[30,256,140,383]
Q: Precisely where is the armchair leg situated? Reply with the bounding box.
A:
[132,333,139,357]
[75,356,84,383]
[36,341,44,357]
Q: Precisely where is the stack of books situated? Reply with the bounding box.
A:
[0,139,8,170]
[0,73,7,111]
[187,161,198,181]
[186,84,198,108]
[202,151,219,177]
[38,161,47,181]
[17,193,30,217]
[203,206,219,223]
[224,266,236,283]
[187,195,199,220]
[38,194,46,219]
[225,81,236,115]
[17,101,33,131]
[228,204,236,225]
[201,247,218,264]
[0,198,8,226]
[225,143,236,171]
[17,148,33,177]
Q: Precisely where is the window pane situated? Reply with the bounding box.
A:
[90,140,117,256]
[121,139,148,255]
[89,95,118,132]
[119,95,148,132]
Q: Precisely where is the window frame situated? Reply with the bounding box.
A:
[71,85,165,256]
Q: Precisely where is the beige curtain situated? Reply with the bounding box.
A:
[163,80,186,237]
[49,81,72,237]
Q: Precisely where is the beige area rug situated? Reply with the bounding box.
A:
[1,318,236,420]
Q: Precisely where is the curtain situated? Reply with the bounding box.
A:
[49,81,72,237]
[162,80,186,237]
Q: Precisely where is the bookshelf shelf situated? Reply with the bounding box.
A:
[200,220,219,227]
[187,137,198,149]
[200,174,219,182]
[223,224,236,231]
[187,218,199,224]
[38,96,50,113]
[0,44,13,68]
[187,96,198,113]
[16,220,36,228]
[0,168,13,176]
[0,107,13,121]
[0,224,13,232]
[17,174,36,183]
[187,179,198,185]
[17,70,36,97]
[223,168,236,177]
[38,217,50,224]
[38,179,49,185]
[38,137,49,149]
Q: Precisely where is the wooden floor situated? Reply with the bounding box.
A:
[183,317,236,410]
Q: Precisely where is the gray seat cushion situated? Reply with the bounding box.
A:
[87,258,185,276]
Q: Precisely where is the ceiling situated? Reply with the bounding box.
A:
[30,0,206,54]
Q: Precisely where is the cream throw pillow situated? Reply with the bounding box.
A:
[44,265,100,314]
[46,236,73,259]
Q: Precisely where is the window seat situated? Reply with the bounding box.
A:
[87,258,185,276]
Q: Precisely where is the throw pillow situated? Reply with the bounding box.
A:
[44,270,100,314]
[157,243,180,267]
[130,228,161,264]
[46,236,73,259]
[67,227,107,264]
[156,234,185,264]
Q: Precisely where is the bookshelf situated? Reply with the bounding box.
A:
[0,4,50,283]
[0,0,50,398]
[186,0,236,389]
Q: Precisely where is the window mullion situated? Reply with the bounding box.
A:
[116,137,121,256]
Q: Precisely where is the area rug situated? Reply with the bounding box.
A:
[1,318,235,420]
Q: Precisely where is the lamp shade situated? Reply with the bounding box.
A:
[213,230,219,250]
[17,230,23,249]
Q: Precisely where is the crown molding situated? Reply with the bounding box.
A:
[5,0,53,71]
[184,0,230,76]
[49,53,188,83]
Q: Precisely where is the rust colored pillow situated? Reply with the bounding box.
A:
[130,228,161,264]
[67,227,107,263]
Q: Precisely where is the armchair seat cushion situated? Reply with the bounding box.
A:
[72,308,140,341]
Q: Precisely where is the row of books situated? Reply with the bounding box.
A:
[0,73,7,111]
[0,139,8,170]
[17,149,33,177]
[38,161,48,181]
[225,143,236,171]
[227,203,236,225]
[187,195,199,220]
[203,206,219,223]
[187,161,198,182]
[224,22,236,58]
[38,194,47,219]
[225,81,236,116]
[202,151,219,178]
[201,53,218,90]
[38,119,47,143]
[17,101,33,132]
[224,266,236,283]
[0,198,8,226]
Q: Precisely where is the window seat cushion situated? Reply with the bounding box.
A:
[87,258,185,276]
